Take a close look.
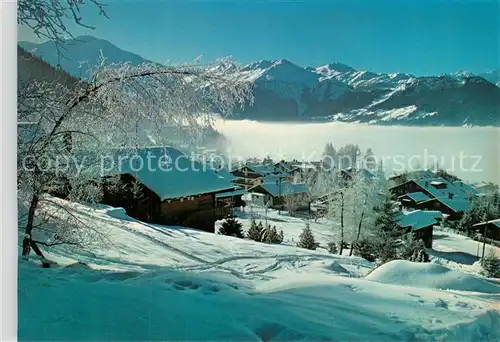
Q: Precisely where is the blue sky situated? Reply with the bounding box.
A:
[19,0,499,75]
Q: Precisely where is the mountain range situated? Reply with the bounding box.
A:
[19,36,500,127]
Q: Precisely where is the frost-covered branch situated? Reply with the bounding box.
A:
[18,0,109,54]
[18,57,254,266]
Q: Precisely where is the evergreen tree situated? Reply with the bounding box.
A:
[246,219,264,242]
[218,216,244,238]
[297,223,317,250]
[398,234,429,263]
[327,241,338,254]
[377,239,400,264]
[456,203,488,236]
[372,195,403,263]
[373,196,399,234]
[263,225,284,244]
[481,249,500,278]
[490,192,500,217]
[351,238,376,261]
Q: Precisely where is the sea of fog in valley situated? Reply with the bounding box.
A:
[213,118,500,184]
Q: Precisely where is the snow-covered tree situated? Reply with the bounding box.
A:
[345,173,380,256]
[398,234,429,263]
[247,219,264,242]
[18,0,109,53]
[262,225,284,244]
[328,188,346,255]
[297,222,317,250]
[481,249,500,278]
[327,241,338,254]
[351,238,375,262]
[456,196,499,236]
[219,216,244,238]
[337,144,360,170]
[18,55,253,266]
[371,195,403,263]
[320,171,380,256]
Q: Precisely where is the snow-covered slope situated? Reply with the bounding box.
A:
[18,198,500,341]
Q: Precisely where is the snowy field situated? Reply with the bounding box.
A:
[18,199,500,341]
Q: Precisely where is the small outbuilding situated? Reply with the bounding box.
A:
[472,218,500,242]
[395,210,442,248]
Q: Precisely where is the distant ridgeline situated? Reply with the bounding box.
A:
[19,36,500,126]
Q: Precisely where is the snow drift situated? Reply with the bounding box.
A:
[366,260,500,294]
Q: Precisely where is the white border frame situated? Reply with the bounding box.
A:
[1,0,18,341]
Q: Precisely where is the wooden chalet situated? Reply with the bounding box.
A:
[415,197,471,220]
[395,210,442,248]
[100,147,238,233]
[231,163,292,189]
[472,218,500,242]
[215,188,247,208]
[288,162,319,182]
[390,177,474,220]
[250,180,309,210]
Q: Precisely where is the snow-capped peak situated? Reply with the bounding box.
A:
[316,62,356,74]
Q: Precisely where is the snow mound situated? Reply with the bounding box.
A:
[366,260,500,294]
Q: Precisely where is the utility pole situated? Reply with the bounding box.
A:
[276,174,288,215]
[265,200,269,229]
[477,230,481,257]
[481,203,491,259]
[277,177,281,215]
[482,225,488,259]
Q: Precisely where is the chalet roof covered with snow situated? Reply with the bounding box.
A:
[255,181,309,197]
[213,168,236,181]
[401,192,430,203]
[473,218,500,229]
[453,181,479,197]
[244,163,282,176]
[391,176,476,214]
[413,178,468,200]
[105,147,235,201]
[291,163,317,171]
[215,188,248,199]
[396,210,440,231]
